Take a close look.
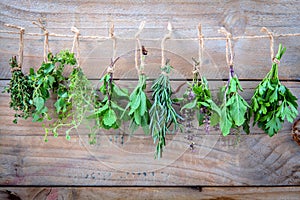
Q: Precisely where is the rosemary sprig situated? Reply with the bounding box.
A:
[149,60,183,159]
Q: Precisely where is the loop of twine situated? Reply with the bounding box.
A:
[33,19,51,62]
[109,23,117,74]
[5,24,25,69]
[71,26,81,66]
[135,21,146,75]
[196,23,204,78]
[161,22,172,68]
[261,27,275,63]
[219,27,234,67]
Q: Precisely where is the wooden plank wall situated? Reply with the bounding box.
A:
[0,0,300,199]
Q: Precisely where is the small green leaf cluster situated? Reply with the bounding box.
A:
[149,61,183,159]
[220,74,250,136]
[89,73,128,130]
[247,44,298,136]
[3,56,34,124]
[123,74,152,134]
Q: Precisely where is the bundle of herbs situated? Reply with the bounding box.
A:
[149,60,183,158]
[181,59,220,133]
[3,56,34,123]
[246,44,298,136]
[219,65,250,136]
[89,59,129,132]
[123,72,152,134]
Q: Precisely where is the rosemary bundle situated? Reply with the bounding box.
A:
[246,44,298,136]
[3,56,34,124]
[149,60,183,158]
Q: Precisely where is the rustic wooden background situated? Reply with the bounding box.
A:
[0,0,300,199]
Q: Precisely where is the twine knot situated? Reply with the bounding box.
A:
[272,57,280,65]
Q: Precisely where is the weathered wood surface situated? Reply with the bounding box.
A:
[0,0,300,189]
[0,187,300,200]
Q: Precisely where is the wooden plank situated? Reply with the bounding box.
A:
[1,132,299,186]
[1,186,300,200]
[0,1,300,79]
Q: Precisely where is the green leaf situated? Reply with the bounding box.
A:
[181,98,197,111]
[134,109,141,125]
[140,92,147,116]
[220,107,232,136]
[210,111,220,126]
[33,97,45,111]
[113,85,128,97]
[230,94,247,126]
[103,109,117,127]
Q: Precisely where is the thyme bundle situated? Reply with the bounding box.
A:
[3,56,34,123]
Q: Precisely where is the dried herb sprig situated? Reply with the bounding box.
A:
[149,60,183,158]
[89,59,129,133]
[3,56,34,123]
[220,65,250,136]
[181,59,220,133]
[245,44,298,136]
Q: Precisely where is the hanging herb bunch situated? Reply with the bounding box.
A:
[46,60,96,141]
[123,47,152,134]
[149,59,183,158]
[181,58,220,133]
[3,56,34,124]
[89,58,129,133]
[220,65,250,136]
[246,44,298,136]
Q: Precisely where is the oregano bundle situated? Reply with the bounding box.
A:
[3,56,34,124]
[246,44,298,136]
[149,60,183,158]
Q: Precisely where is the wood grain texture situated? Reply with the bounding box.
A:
[0,0,300,188]
[1,186,300,200]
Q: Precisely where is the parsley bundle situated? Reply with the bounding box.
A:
[3,56,34,124]
[247,44,298,136]
[220,66,250,136]
[181,59,220,133]
[123,73,152,134]
[149,60,183,158]
[89,68,128,130]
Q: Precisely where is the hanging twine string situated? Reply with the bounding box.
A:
[5,24,25,71]
[107,23,117,74]
[194,23,204,78]
[135,21,146,75]
[32,19,51,63]
[161,22,172,68]
[71,26,81,66]
[261,27,280,64]
[219,27,234,68]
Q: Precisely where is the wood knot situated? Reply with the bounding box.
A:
[292,119,300,146]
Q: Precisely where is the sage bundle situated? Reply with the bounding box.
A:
[149,60,183,158]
